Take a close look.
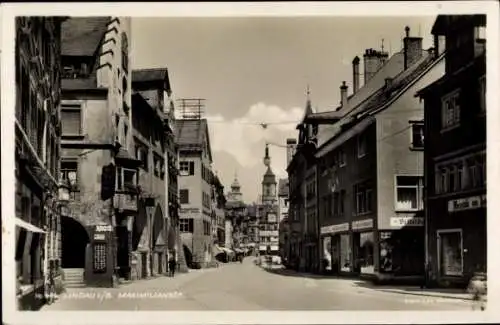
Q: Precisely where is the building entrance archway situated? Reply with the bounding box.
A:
[61,216,90,268]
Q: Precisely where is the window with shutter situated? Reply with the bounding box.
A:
[61,104,82,136]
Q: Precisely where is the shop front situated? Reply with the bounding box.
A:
[376,214,425,283]
[320,222,349,274]
[429,194,486,287]
[351,219,375,277]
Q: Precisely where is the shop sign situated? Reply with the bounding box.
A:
[180,208,200,214]
[94,233,106,241]
[390,216,424,227]
[95,224,112,232]
[352,219,373,231]
[320,223,349,235]
[448,195,486,213]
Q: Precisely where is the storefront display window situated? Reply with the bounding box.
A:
[438,230,463,276]
[340,234,351,272]
[323,237,332,271]
[359,232,374,274]
[379,230,424,275]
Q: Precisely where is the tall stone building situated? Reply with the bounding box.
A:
[174,102,215,268]
[417,15,486,287]
[130,67,182,278]
[59,17,140,287]
[258,145,279,255]
[15,16,67,310]
[225,174,247,249]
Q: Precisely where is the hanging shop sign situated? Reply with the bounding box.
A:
[448,195,486,213]
[95,224,113,232]
[93,233,106,241]
[390,216,424,227]
[320,223,349,235]
[351,219,373,231]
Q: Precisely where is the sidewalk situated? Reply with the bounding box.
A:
[40,268,211,311]
[263,266,474,301]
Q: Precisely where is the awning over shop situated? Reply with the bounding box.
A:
[270,245,279,251]
[15,218,46,234]
[259,245,267,251]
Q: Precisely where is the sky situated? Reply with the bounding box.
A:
[131,16,436,203]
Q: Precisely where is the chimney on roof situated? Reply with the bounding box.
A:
[340,81,348,108]
[352,56,360,93]
[363,48,389,84]
[404,26,423,69]
[286,138,297,167]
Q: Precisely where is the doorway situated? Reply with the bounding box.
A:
[116,225,130,279]
[61,216,89,268]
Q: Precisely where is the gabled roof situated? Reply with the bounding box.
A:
[174,119,213,162]
[62,17,111,56]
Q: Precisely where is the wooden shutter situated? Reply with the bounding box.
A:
[189,161,195,175]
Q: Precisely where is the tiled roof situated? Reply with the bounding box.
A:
[317,52,405,146]
[62,17,110,56]
[354,51,434,117]
[174,119,207,147]
[278,178,289,197]
[317,50,443,153]
[132,68,168,83]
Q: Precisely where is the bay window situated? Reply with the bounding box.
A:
[116,167,137,192]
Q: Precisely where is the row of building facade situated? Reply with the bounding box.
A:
[13,16,237,310]
[280,15,486,287]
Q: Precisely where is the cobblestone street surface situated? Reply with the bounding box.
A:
[41,258,475,311]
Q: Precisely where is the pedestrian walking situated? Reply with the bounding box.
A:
[168,254,176,278]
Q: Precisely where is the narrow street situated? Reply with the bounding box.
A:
[42,258,472,311]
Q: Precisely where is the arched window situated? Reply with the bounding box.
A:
[121,33,129,72]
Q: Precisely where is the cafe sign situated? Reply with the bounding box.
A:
[321,223,349,235]
[448,195,486,213]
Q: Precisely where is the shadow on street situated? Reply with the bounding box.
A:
[260,265,359,281]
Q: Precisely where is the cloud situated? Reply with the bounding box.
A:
[204,102,304,201]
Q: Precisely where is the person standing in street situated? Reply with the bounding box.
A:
[168,253,176,277]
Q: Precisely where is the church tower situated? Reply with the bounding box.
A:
[261,144,277,204]
[227,173,243,203]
